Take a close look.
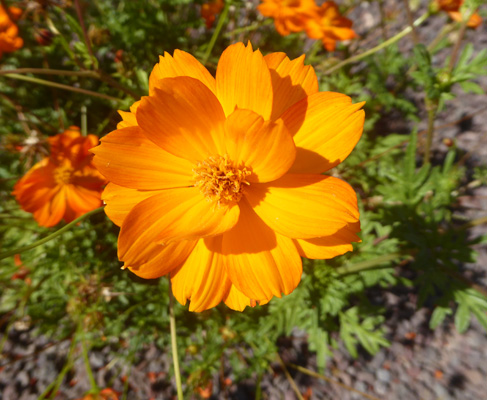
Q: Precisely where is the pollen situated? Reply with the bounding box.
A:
[53,166,74,185]
[193,154,251,207]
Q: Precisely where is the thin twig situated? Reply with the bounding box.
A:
[447,8,479,74]
[288,363,382,400]
[0,207,104,261]
[74,0,97,68]
[275,353,305,400]
[2,73,120,102]
[402,0,419,45]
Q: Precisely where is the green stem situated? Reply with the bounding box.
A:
[169,282,183,400]
[81,105,87,136]
[0,68,96,76]
[0,207,104,260]
[423,99,438,165]
[82,334,98,392]
[223,19,272,38]
[202,3,229,66]
[335,252,411,276]
[38,337,77,400]
[2,74,120,102]
[323,11,430,75]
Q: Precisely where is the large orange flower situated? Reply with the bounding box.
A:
[258,0,318,36]
[13,127,106,227]
[92,42,364,312]
[0,5,23,59]
[201,0,224,29]
[305,1,357,51]
[436,0,482,28]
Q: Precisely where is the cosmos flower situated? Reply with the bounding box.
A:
[304,1,357,51]
[436,0,482,28]
[0,4,23,59]
[201,0,224,29]
[92,42,364,312]
[257,0,318,36]
[13,127,106,227]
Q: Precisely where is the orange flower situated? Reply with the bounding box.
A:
[436,0,482,28]
[258,0,318,36]
[76,388,119,400]
[13,127,106,227]
[92,42,364,312]
[305,1,357,51]
[0,5,23,59]
[201,0,224,29]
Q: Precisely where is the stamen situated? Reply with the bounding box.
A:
[193,154,251,207]
[53,166,74,185]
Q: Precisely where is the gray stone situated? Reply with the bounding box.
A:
[376,368,391,382]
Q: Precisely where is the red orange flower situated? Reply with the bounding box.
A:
[201,0,224,29]
[13,127,106,227]
[0,4,23,59]
[436,0,482,28]
[304,1,357,51]
[258,0,318,36]
[92,42,364,312]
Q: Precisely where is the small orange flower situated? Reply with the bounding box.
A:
[76,388,119,400]
[436,0,482,28]
[201,0,224,29]
[0,4,23,59]
[258,0,318,36]
[13,127,106,227]
[92,42,364,312]
[305,1,357,51]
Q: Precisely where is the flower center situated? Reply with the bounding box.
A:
[193,154,251,207]
[53,166,74,185]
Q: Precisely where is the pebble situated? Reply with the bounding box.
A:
[376,368,391,382]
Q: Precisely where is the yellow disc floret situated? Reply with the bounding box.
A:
[193,154,251,207]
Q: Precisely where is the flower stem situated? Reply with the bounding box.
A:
[423,99,438,165]
[81,333,98,392]
[2,73,120,102]
[202,3,230,66]
[335,252,413,276]
[0,207,104,261]
[323,11,430,75]
[169,281,183,400]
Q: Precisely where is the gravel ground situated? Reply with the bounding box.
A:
[1,1,487,399]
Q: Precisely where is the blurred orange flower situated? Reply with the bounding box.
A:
[92,42,364,312]
[13,127,106,227]
[258,0,318,36]
[305,1,357,51]
[0,4,23,59]
[436,0,482,28]
[76,388,119,400]
[201,0,224,29]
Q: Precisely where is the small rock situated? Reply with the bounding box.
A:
[377,368,391,382]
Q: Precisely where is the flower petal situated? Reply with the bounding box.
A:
[245,174,359,239]
[293,222,361,259]
[127,239,197,279]
[221,200,302,300]
[102,183,163,227]
[148,50,216,95]
[281,92,365,173]
[216,42,273,119]
[264,52,319,120]
[118,187,239,265]
[223,284,270,311]
[171,237,232,312]
[91,126,194,190]
[137,77,226,162]
[224,109,295,183]
[65,185,102,219]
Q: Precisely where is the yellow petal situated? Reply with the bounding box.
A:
[221,200,302,301]
[118,187,239,265]
[215,42,273,119]
[281,92,365,174]
[264,52,318,120]
[148,50,216,96]
[127,239,197,279]
[294,222,361,259]
[223,284,270,311]
[92,126,194,190]
[245,174,359,239]
[171,237,232,312]
[137,77,226,163]
[102,183,162,227]
[224,109,295,183]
